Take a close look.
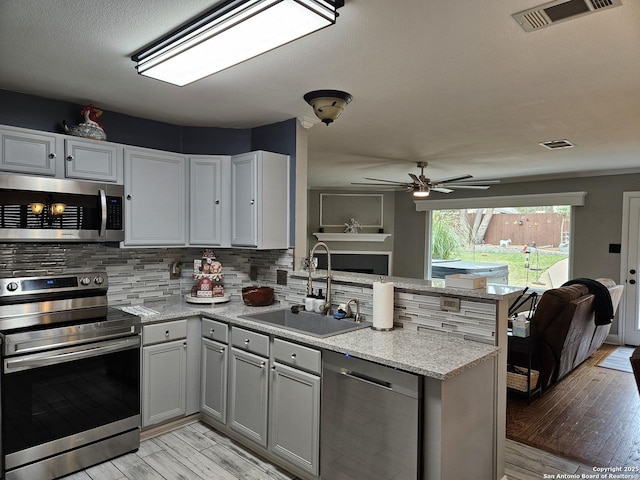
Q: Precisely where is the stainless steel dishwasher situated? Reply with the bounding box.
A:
[321,350,422,480]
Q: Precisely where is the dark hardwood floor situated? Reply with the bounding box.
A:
[507,343,640,468]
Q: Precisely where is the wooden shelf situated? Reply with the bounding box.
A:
[312,232,391,242]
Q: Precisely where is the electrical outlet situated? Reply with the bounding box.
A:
[249,265,258,281]
[440,296,460,312]
[277,269,288,286]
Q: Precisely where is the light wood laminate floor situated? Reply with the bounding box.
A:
[61,421,595,480]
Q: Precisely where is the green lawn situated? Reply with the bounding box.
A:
[457,249,568,286]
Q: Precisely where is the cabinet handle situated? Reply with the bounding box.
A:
[250,199,255,205]
[183,342,187,348]
[165,331,170,338]
[259,361,266,368]
[244,339,250,344]
[126,195,132,200]
[66,155,74,161]
[209,328,215,335]
[219,347,225,353]
[48,153,56,159]
[215,200,220,205]
[290,353,297,360]
[271,366,276,371]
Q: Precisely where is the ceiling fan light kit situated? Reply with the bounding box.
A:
[303,89,352,125]
[131,0,342,86]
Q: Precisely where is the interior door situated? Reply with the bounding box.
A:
[622,193,640,346]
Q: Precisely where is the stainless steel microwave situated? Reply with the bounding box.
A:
[0,173,124,242]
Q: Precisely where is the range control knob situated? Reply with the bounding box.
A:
[80,277,91,286]
[6,282,19,292]
[94,276,105,285]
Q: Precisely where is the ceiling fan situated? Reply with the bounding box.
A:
[351,162,499,197]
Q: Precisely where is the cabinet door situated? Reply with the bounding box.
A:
[269,362,320,476]
[64,138,118,182]
[230,152,258,247]
[229,347,268,446]
[124,148,186,245]
[0,128,57,176]
[142,339,187,427]
[189,156,229,246]
[201,337,228,423]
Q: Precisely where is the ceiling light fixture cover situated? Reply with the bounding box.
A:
[304,89,352,125]
[132,0,341,86]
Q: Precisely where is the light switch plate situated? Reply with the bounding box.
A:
[440,296,461,312]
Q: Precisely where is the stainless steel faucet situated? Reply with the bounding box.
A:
[308,241,331,315]
[345,299,363,323]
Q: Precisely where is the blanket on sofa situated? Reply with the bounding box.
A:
[562,278,613,325]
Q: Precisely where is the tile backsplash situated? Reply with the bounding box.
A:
[1,243,497,344]
[0,243,293,305]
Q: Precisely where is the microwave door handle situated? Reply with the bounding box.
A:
[99,188,107,238]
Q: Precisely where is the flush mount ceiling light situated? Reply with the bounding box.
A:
[303,90,352,125]
[132,0,343,86]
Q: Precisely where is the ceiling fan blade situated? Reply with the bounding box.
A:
[444,179,500,185]
[431,187,454,193]
[444,185,492,190]
[433,174,473,184]
[351,182,407,188]
[363,177,409,185]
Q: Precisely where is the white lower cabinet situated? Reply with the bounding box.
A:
[201,318,229,423]
[270,362,320,476]
[200,323,321,478]
[141,320,188,428]
[142,339,187,427]
[228,346,269,447]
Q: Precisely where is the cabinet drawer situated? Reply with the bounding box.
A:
[143,319,188,345]
[273,338,321,374]
[231,327,269,357]
[202,318,228,344]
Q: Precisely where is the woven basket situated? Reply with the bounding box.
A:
[507,367,539,392]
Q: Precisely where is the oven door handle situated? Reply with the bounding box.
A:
[3,336,140,374]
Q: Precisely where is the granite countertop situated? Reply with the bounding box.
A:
[122,300,499,381]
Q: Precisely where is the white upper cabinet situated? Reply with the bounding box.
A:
[124,147,187,246]
[231,151,289,249]
[0,125,123,183]
[64,138,119,183]
[189,156,230,247]
[0,126,57,176]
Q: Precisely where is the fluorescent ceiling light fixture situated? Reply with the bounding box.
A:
[132,0,341,86]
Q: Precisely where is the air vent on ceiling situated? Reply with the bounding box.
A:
[539,139,575,150]
[513,0,622,32]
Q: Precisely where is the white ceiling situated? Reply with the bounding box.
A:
[1,0,639,189]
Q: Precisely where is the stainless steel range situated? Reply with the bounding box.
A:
[0,272,141,480]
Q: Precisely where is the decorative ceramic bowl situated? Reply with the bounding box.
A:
[242,286,274,306]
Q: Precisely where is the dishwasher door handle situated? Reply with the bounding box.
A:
[341,370,393,391]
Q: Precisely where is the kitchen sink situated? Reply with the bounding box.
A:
[240,309,371,338]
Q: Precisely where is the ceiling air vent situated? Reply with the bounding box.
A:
[513,0,622,32]
[539,139,575,150]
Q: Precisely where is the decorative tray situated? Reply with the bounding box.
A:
[185,294,230,304]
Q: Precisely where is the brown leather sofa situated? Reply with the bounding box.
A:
[530,278,623,392]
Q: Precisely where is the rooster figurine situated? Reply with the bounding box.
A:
[63,104,106,140]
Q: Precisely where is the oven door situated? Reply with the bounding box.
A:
[2,336,140,472]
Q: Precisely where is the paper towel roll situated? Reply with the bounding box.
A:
[372,281,394,330]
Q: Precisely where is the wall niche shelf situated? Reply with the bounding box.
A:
[313,232,391,242]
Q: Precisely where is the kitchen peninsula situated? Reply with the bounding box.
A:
[131,274,521,480]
